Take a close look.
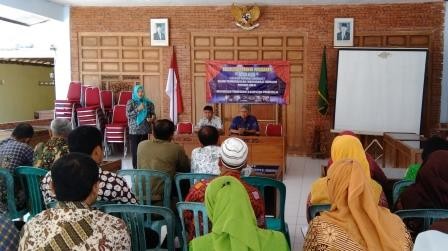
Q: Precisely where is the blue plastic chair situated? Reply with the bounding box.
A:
[174,173,217,202]
[309,204,331,220]
[0,169,27,220]
[176,202,209,251]
[100,204,176,251]
[392,179,415,207]
[395,209,448,231]
[15,166,48,218]
[241,176,290,247]
[118,169,171,207]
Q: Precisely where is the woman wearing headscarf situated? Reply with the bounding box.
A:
[308,135,388,220]
[189,176,289,251]
[304,159,412,251]
[126,84,155,168]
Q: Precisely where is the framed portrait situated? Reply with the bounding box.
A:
[334,18,354,47]
[150,18,169,46]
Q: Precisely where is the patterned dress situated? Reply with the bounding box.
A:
[33,137,69,170]
[191,145,221,175]
[18,202,131,250]
[303,217,413,251]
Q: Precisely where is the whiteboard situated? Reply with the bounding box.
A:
[334,49,427,135]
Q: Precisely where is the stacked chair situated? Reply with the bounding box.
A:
[76,87,106,131]
[104,105,128,158]
[118,91,132,105]
[100,90,114,123]
[54,81,82,129]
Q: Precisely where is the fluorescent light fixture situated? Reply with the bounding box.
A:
[0,4,49,26]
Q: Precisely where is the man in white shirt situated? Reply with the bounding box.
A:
[195,105,223,134]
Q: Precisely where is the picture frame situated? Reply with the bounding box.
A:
[150,18,169,46]
[334,18,354,47]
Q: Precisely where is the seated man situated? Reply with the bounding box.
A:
[184,137,265,242]
[137,119,190,203]
[194,105,223,134]
[229,105,260,136]
[0,214,19,250]
[19,153,130,250]
[41,126,137,205]
[0,123,34,213]
[191,126,220,175]
[33,118,71,170]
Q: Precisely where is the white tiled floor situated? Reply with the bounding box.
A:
[283,156,327,251]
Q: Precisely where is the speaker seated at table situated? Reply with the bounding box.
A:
[229,105,260,136]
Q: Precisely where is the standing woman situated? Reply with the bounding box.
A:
[126,84,155,168]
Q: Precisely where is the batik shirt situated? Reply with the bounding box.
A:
[33,137,69,170]
[41,169,138,204]
[18,202,131,251]
[196,116,223,130]
[184,171,265,242]
[191,145,221,175]
[126,99,155,135]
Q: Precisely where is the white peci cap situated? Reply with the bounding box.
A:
[220,137,248,169]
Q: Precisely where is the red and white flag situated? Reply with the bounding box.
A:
[165,49,183,125]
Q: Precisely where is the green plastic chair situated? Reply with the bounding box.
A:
[15,166,48,218]
[100,204,176,251]
[118,169,172,207]
[174,173,217,202]
[176,202,209,251]
[392,179,415,207]
[395,209,448,231]
[0,169,27,219]
[241,176,290,247]
[309,204,331,220]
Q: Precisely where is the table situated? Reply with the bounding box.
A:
[174,134,286,179]
[0,127,50,148]
[383,133,424,168]
[100,159,121,173]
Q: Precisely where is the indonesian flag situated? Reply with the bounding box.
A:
[165,49,184,125]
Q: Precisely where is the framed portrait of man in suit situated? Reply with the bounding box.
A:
[150,18,169,46]
[334,18,354,47]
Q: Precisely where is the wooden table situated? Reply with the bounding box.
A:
[383,133,424,168]
[0,127,50,148]
[174,134,286,179]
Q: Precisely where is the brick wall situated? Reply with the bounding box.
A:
[71,2,444,154]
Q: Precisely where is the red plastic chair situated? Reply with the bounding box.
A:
[118,91,132,105]
[67,81,82,103]
[104,105,128,158]
[80,85,92,107]
[265,124,283,136]
[54,100,78,128]
[177,122,193,134]
[85,87,101,108]
[100,90,114,122]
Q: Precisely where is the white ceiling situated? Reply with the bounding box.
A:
[48,0,441,7]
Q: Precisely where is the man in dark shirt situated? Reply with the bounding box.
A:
[230,105,260,136]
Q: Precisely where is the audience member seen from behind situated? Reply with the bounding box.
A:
[229,105,260,136]
[304,159,412,251]
[19,153,131,250]
[41,126,137,205]
[185,137,265,242]
[189,175,288,251]
[404,136,448,181]
[33,118,71,170]
[0,123,34,171]
[137,119,190,205]
[413,230,448,251]
[0,123,34,213]
[191,126,221,175]
[194,105,223,134]
[126,84,156,169]
[308,134,388,221]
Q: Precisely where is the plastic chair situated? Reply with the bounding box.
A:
[100,90,114,122]
[84,87,101,109]
[15,166,48,218]
[100,204,176,251]
[67,81,82,103]
[104,105,128,158]
[241,176,290,247]
[118,91,132,105]
[395,209,448,231]
[176,202,209,251]
[265,124,283,136]
[174,173,217,202]
[309,204,331,220]
[0,169,27,220]
[392,179,415,207]
[54,100,78,129]
[176,123,193,134]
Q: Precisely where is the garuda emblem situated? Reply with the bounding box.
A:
[231,4,260,30]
